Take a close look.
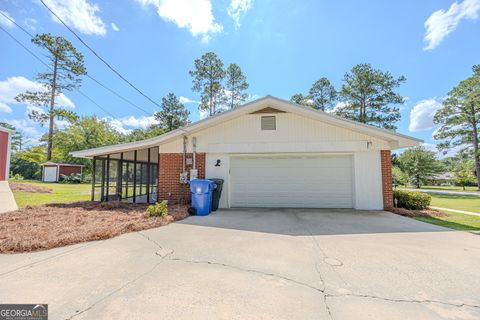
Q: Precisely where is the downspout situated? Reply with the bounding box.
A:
[190,137,198,180]
[183,136,187,173]
[192,137,197,170]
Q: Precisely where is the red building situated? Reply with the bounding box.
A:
[41,162,84,182]
[0,126,14,181]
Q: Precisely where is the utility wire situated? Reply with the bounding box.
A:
[0,10,151,115]
[38,0,162,109]
[0,25,116,118]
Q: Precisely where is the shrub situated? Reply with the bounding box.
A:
[9,173,24,180]
[59,173,82,184]
[147,201,169,217]
[394,190,431,210]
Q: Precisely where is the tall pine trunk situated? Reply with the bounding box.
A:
[470,102,480,190]
[47,55,58,161]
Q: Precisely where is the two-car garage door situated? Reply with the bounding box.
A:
[230,155,353,208]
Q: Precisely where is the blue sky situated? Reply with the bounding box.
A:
[0,0,479,153]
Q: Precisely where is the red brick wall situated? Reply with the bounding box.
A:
[59,166,82,176]
[380,150,393,211]
[0,131,8,181]
[158,153,206,204]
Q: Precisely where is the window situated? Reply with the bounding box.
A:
[261,116,276,130]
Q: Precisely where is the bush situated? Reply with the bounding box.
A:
[394,190,431,210]
[147,201,169,217]
[9,173,24,180]
[59,173,83,184]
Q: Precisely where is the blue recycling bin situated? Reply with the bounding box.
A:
[190,179,214,216]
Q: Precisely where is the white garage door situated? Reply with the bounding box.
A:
[230,155,353,208]
[43,166,58,182]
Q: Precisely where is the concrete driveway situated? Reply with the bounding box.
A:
[0,209,479,320]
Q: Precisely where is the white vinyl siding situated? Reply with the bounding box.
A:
[230,155,353,208]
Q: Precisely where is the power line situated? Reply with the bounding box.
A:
[0,10,151,115]
[39,0,162,109]
[0,25,116,118]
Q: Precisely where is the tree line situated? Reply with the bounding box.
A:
[4,33,251,179]
[290,64,406,131]
[392,65,480,190]
[7,32,480,190]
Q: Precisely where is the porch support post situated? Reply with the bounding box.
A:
[91,156,96,201]
[125,161,129,199]
[105,154,110,202]
[100,159,105,201]
[133,150,137,203]
[147,148,151,203]
[117,152,123,201]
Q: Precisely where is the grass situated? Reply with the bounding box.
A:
[429,193,480,213]
[415,210,480,231]
[12,180,91,207]
[403,185,480,192]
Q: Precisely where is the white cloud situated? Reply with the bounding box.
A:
[179,96,199,104]
[409,99,442,132]
[0,102,12,113]
[424,0,480,50]
[42,0,107,36]
[228,0,252,27]
[24,17,37,31]
[421,142,438,153]
[0,10,15,28]
[111,22,120,31]
[136,0,222,42]
[199,109,209,120]
[0,76,75,111]
[107,115,156,134]
[330,101,346,114]
[3,119,42,144]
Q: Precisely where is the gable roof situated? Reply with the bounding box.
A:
[71,95,422,158]
[0,126,15,134]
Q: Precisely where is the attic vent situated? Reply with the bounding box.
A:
[261,116,276,130]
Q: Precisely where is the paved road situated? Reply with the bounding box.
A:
[399,187,480,197]
[1,209,479,319]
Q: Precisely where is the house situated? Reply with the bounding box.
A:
[41,162,84,182]
[0,126,14,181]
[71,96,421,210]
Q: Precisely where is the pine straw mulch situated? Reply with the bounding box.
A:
[9,182,52,193]
[0,201,189,254]
[391,207,446,218]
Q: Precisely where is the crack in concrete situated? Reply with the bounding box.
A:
[137,232,175,258]
[66,259,165,320]
[291,212,337,319]
[168,257,325,294]
[0,241,103,278]
[324,292,480,310]
[66,233,173,319]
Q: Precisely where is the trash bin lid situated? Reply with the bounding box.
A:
[208,178,224,191]
[190,179,214,193]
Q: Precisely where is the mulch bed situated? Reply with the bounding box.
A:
[391,207,445,218]
[9,182,52,193]
[0,201,189,254]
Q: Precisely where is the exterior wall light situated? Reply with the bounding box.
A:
[215,159,221,167]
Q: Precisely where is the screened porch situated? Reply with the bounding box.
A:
[91,147,159,204]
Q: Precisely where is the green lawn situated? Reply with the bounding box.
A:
[12,180,91,207]
[415,210,480,231]
[404,185,480,192]
[429,193,480,213]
